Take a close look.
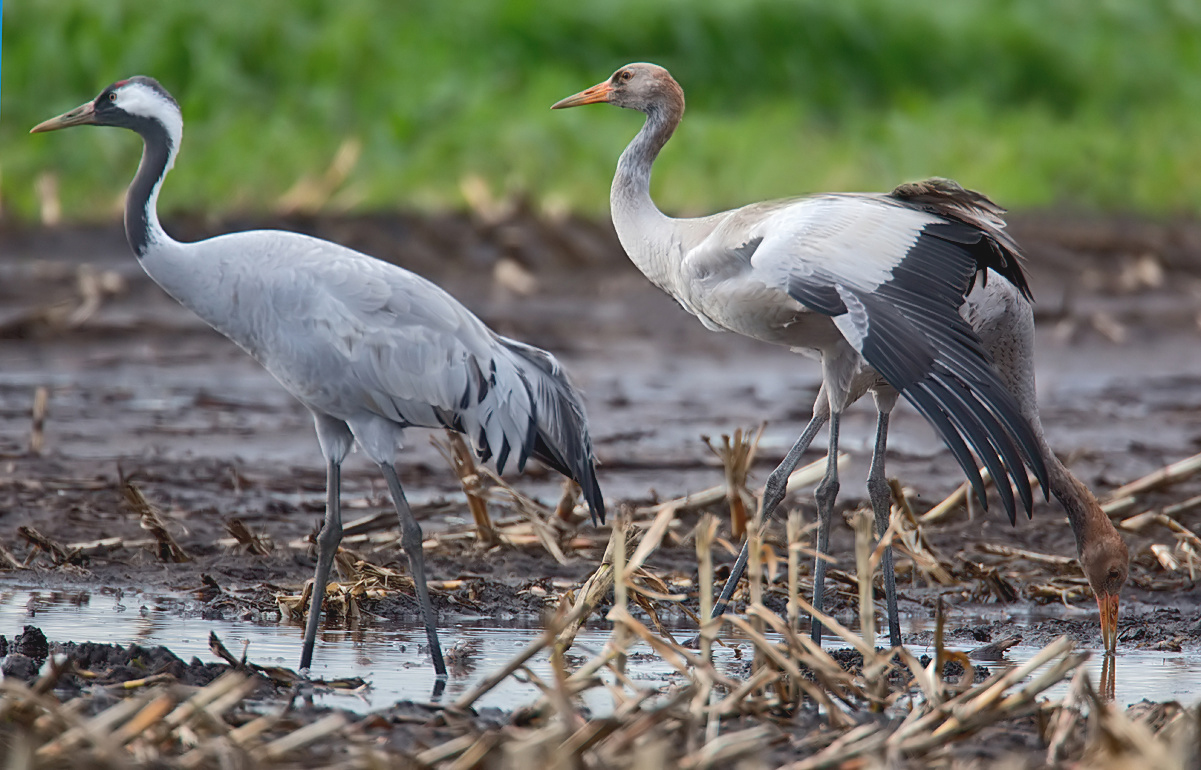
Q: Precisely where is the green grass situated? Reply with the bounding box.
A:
[3,0,1201,222]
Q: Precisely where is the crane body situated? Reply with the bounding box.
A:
[554,63,1126,653]
[33,77,605,676]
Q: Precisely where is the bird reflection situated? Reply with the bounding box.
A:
[1101,652,1116,703]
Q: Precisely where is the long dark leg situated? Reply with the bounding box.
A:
[867,407,902,649]
[379,462,447,677]
[300,457,342,671]
[712,411,828,618]
[810,410,842,645]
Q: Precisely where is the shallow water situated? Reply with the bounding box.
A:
[913,607,1201,708]
[975,644,1201,706]
[3,589,1198,712]
[1,589,712,713]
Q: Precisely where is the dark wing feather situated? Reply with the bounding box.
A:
[888,178,1032,301]
[497,337,606,525]
[786,217,1048,521]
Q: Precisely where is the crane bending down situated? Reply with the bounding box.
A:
[553,63,1128,653]
[33,77,606,676]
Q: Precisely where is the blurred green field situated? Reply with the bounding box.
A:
[3,0,1201,222]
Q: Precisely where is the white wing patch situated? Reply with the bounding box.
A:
[751,197,937,292]
[832,285,869,349]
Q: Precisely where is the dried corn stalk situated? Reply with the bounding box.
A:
[702,424,763,539]
[122,479,190,563]
[434,431,497,545]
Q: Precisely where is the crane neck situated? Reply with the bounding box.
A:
[125,117,180,259]
[1039,434,1113,557]
[610,99,687,290]
[613,101,679,205]
[119,115,229,326]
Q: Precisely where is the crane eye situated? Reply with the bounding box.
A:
[108,92,118,102]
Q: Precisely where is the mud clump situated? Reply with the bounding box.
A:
[13,625,49,661]
[0,626,51,680]
[916,653,990,683]
[1,654,39,681]
[0,626,238,696]
[60,640,230,688]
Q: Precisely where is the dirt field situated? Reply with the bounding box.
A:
[1,210,1200,766]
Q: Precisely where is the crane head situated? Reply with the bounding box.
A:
[1081,533,1128,656]
[32,77,180,138]
[552,62,683,114]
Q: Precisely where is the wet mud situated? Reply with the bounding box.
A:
[2,210,1201,763]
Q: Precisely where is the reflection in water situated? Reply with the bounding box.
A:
[1101,654,1116,703]
[0,590,1198,711]
[902,606,1201,707]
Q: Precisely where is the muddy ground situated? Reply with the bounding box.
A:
[1,209,1201,763]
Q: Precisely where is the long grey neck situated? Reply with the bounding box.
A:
[610,105,688,291]
[120,117,222,324]
[120,119,256,353]
[972,283,1117,558]
[125,118,178,259]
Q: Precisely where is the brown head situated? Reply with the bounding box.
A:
[552,62,685,120]
[1055,471,1129,656]
[1081,530,1128,656]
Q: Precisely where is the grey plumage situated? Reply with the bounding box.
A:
[33,77,605,677]
[202,229,604,519]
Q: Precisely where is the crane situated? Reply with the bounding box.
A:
[33,77,606,676]
[958,264,1128,654]
[553,63,1127,653]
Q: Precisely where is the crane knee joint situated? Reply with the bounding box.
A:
[316,520,343,553]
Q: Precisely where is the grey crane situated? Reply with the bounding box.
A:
[33,77,606,676]
[553,63,1127,653]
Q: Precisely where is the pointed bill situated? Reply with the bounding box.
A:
[1097,591,1119,655]
[31,100,97,133]
[551,81,614,109]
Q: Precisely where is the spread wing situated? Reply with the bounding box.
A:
[748,193,1048,522]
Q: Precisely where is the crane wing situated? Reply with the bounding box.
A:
[495,336,606,523]
[242,234,602,522]
[232,235,534,468]
[749,196,1048,522]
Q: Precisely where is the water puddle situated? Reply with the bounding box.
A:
[0,589,719,713]
[907,607,1201,707]
[3,590,1199,712]
[972,644,1201,706]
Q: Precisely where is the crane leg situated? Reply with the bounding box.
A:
[711,410,828,618]
[866,408,902,649]
[810,410,841,645]
[379,462,447,677]
[300,457,343,672]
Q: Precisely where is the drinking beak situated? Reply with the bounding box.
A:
[1097,591,1119,655]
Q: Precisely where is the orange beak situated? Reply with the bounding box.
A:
[551,81,614,110]
[1097,591,1119,655]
